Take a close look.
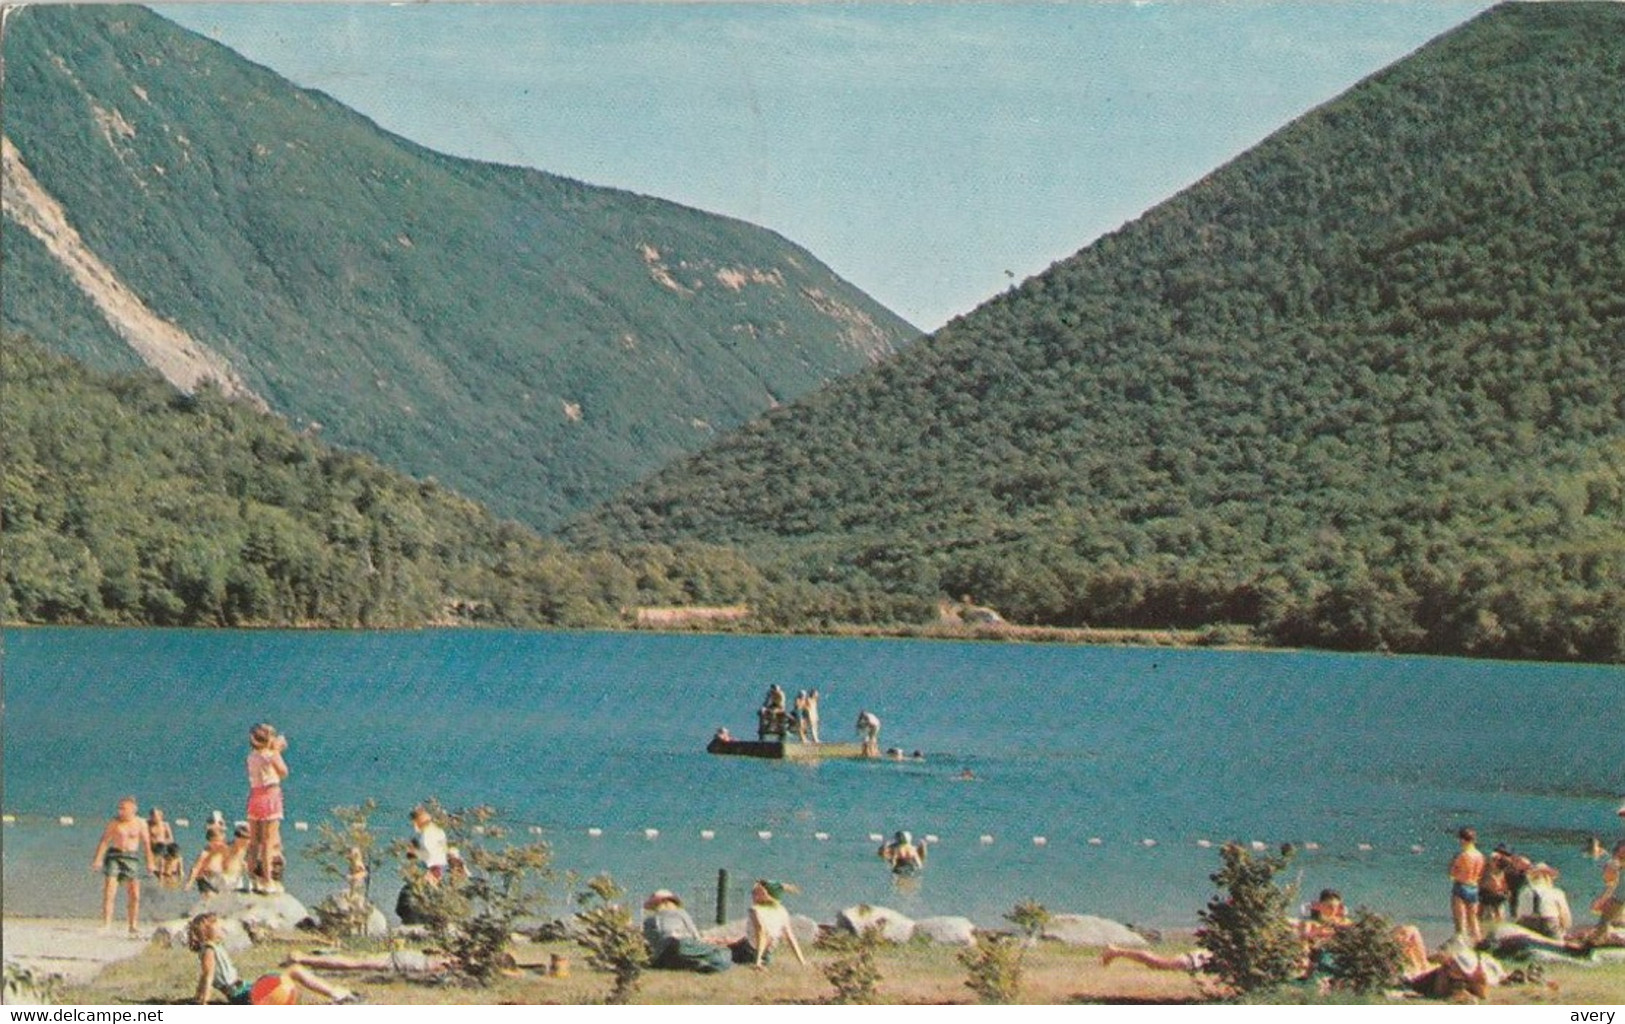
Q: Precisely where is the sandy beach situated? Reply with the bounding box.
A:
[3,918,155,986]
[8,912,1624,1006]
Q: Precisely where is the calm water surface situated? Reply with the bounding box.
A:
[3,628,1619,937]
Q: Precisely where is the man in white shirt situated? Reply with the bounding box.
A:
[410,807,449,883]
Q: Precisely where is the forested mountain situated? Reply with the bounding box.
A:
[0,335,763,628]
[0,5,916,531]
[580,3,1625,663]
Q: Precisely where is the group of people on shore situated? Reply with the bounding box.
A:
[89,723,291,934]
[1449,824,1625,956]
[641,880,808,973]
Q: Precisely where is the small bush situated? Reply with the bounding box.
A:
[388,802,553,985]
[1321,909,1405,993]
[960,932,1025,1004]
[574,874,648,1005]
[1197,843,1303,995]
[1006,900,1053,944]
[821,924,883,1004]
[305,800,381,939]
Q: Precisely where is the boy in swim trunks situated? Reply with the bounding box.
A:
[91,796,156,935]
[1449,826,1486,944]
[186,824,231,896]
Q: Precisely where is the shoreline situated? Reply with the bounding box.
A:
[8,619,1614,668]
[10,911,1624,1006]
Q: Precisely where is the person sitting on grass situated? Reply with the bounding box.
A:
[1298,889,1351,943]
[189,913,359,1004]
[731,880,807,969]
[1587,839,1625,946]
[642,890,732,973]
[1518,863,1572,939]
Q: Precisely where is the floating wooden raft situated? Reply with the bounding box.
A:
[706,737,868,760]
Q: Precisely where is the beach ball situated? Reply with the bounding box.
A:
[250,973,301,1005]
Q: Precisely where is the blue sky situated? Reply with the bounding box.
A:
[160,2,1494,330]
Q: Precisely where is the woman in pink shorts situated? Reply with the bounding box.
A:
[245,723,289,894]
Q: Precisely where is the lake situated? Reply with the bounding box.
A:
[2,627,1619,939]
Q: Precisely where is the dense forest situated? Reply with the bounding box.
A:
[580,4,1625,663]
[1,4,915,532]
[1,336,764,628]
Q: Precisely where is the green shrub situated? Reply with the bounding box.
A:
[1321,909,1406,993]
[820,924,883,1004]
[574,874,648,1005]
[1006,900,1053,943]
[1196,843,1303,995]
[389,802,553,985]
[304,800,381,939]
[959,932,1025,1004]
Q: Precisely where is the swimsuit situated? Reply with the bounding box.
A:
[1452,881,1479,904]
[103,848,140,882]
[247,783,284,821]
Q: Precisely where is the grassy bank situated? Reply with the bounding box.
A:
[54,933,1624,1005]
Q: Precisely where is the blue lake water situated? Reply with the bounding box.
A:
[3,627,1620,940]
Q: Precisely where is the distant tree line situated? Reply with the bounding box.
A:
[1,335,763,629]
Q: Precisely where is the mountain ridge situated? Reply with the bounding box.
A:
[0,4,917,530]
[578,2,1625,663]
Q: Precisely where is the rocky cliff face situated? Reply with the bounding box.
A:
[1,5,918,529]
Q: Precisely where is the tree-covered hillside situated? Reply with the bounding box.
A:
[0,5,916,531]
[580,3,1625,663]
[1,336,764,628]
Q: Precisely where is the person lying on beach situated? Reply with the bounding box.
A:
[91,796,155,935]
[731,880,807,969]
[285,948,474,975]
[148,808,184,883]
[1401,934,1506,1000]
[642,890,732,973]
[189,913,359,1004]
[1101,945,1210,973]
[185,825,231,896]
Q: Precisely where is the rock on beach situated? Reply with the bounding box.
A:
[835,905,915,943]
[914,916,978,945]
[702,914,820,948]
[1042,914,1148,947]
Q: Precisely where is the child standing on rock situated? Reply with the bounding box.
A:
[246,723,289,894]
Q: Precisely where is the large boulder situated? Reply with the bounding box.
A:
[913,916,977,946]
[187,891,311,938]
[1042,914,1147,948]
[835,905,915,943]
[311,893,390,939]
[701,914,819,949]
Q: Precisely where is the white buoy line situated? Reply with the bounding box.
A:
[0,813,1417,856]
